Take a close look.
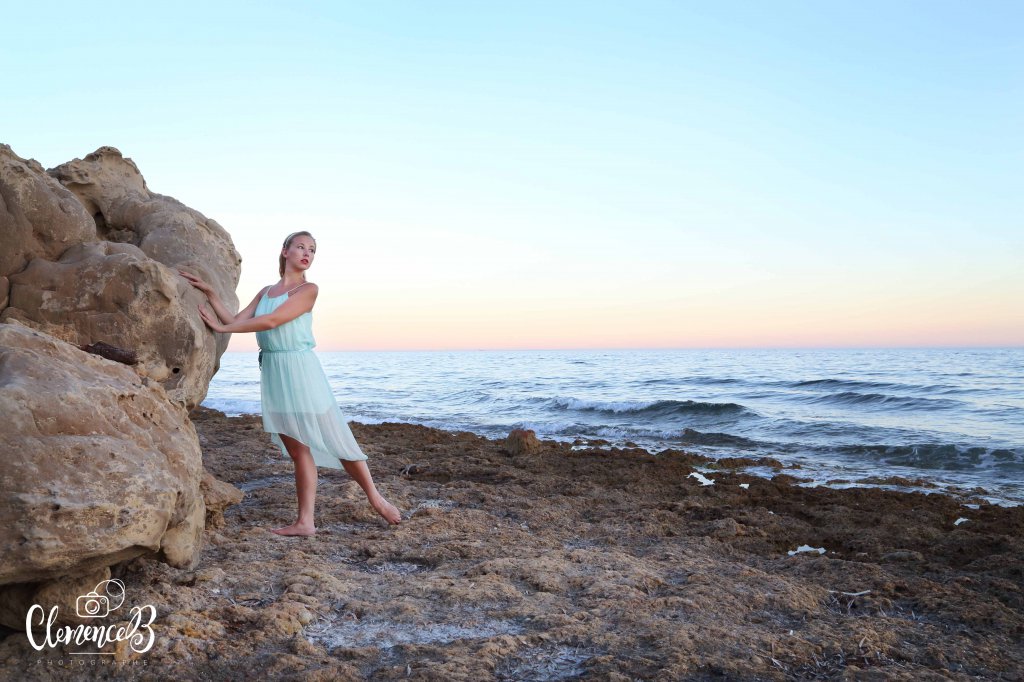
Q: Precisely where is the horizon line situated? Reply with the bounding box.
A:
[224,344,1024,353]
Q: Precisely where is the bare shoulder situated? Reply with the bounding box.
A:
[293,282,319,302]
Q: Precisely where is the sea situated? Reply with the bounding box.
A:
[202,348,1024,506]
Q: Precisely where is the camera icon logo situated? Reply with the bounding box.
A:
[76,591,111,618]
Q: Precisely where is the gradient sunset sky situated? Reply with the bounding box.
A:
[4,1,1021,350]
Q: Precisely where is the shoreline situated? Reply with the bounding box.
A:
[3,406,1021,679]
[204,345,1024,509]
[205,404,1022,508]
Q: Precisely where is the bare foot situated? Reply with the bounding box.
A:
[270,522,316,536]
[369,494,402,525]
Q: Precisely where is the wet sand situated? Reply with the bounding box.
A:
[2,406,1022,680]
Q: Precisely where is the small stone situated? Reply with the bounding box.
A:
[504,429,541,456]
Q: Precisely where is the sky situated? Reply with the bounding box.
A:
[3,1,1022,351]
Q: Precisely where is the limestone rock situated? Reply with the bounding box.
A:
[0,322,205,610]
[0,567,111,630]
[504,428,541,456]
[1,240,219,408]
[0,144,242,408]
[0,144,96,279]
[200,470,244,529]
[47,146,241,333]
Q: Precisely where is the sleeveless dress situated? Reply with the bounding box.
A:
[254,284,368,468]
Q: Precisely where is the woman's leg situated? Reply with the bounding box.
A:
[341,460,402,525]
[270,433,318,536]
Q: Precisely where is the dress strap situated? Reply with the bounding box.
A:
[285,281,309,295]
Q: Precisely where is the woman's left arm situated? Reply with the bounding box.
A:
[199,284,319,334]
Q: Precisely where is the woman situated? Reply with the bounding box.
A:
[180,231,401,535]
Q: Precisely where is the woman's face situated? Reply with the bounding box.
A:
[284,236,316,272]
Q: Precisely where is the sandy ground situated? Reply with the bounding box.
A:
[2,406,1022,681]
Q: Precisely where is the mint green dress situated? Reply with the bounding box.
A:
[254,285,368,468]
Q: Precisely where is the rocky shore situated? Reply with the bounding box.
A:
[3,406,1021,680]
[1,143,1021,679]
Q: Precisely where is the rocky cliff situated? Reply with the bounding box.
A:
[0,143,244,630]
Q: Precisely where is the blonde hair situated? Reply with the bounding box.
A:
[279,231,316,276]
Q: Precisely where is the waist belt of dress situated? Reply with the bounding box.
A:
[258,348,310,370]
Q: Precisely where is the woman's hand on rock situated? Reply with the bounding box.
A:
[198,305,225,333]
[178,269,214,296]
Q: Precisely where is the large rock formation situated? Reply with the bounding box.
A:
[2,240,220,407]
[0,145,241,409]
[0,144,96,306]
[0,143,244,630]
[48,146,240,320]
[0,321,206,627]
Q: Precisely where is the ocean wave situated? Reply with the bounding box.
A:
[641,376,744,386]
[199,398,261,416]
[799,391,962,410]
[442,389,498,406]
[792,378,903,390]
[510,419,588,435]
[547,396,752,417]
[505,420,685,442]
[677,428,761,448]
[687,376,744,385]
[832,443,1024,470]
[788,378,964,393]
[975,404,1024,419]
[592,425,692,440]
